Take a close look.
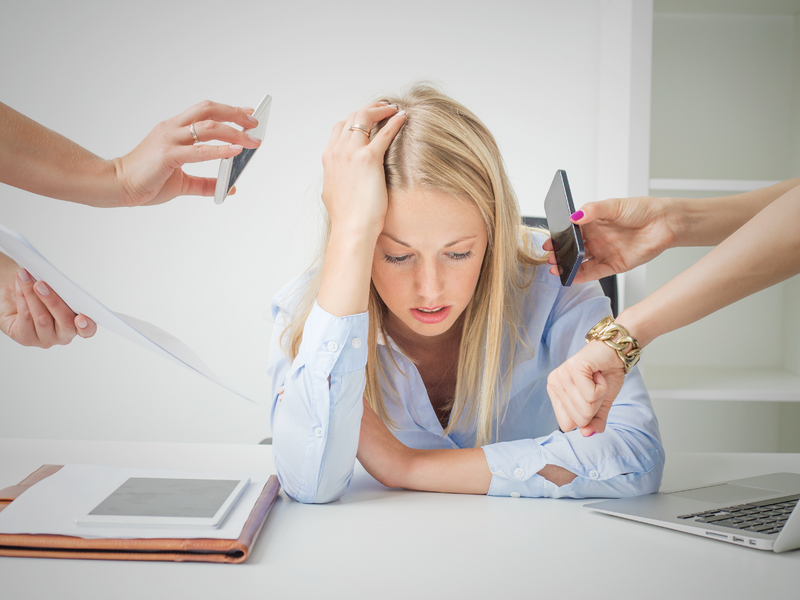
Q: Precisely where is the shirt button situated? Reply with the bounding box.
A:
[589,470,600,479]
[514,468,525,479]
[326,341,338,352]
[352,338,362,349]
[314,427,324,437]
[510,492,521,498]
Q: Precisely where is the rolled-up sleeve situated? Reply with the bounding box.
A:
[482,276,664,499]
[268,288,368,504]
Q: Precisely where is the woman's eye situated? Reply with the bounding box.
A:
[383,254,411,264]
[448,251,473,261]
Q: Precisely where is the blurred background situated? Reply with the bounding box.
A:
[1,0,797,452]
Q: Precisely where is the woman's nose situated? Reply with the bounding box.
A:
[415,259,444,302]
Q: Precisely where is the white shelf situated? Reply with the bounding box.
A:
[649,178,781,192]
[644,366,800,402]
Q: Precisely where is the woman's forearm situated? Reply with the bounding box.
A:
[0,102,121,207]
[617,183,800,348]
[668,179,800,248]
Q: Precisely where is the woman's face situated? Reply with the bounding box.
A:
[372,189,489,341]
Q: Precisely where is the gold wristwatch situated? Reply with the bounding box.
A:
[585,316,642,374]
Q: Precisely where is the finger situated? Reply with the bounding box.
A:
[179,174,219,197]
[12,277,38,346]
[542,238,554,252]
[547,372,578,432]
[16,272,57,346]
[345,104,400,146]
[170,143,244,167]
[74,314,97,339]
[368,110,407,154]
[572,198,621,225]
[174,100,258,131]
[182,120,261,148]
[33,280,78,344]
[581,394,613,436]
[571,259,619,284]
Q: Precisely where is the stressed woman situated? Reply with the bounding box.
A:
[267,85,664,503]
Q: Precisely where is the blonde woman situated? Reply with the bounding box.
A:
[267,85,664,504]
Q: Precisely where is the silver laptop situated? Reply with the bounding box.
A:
[585,473,800,552]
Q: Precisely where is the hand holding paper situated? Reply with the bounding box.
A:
[0,222,255,403]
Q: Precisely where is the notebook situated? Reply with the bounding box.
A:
[585,472,800,552]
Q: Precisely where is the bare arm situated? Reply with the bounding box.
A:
[0,100,260,208]
[548,182,800,435]
[618,182,800,348]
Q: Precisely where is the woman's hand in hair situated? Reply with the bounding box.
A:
[546,341,625,436]
[543,196,676,284]
[321,103,406,237]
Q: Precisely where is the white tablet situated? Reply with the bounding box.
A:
[74,476,250,529]
[214,93,272,204]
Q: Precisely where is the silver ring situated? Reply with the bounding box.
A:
[189,123,200,144]
[348,124,371,138]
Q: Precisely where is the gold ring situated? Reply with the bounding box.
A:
[348,124,371,138]
[189,123,200,144]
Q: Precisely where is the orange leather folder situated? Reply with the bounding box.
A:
[0,465,280,563]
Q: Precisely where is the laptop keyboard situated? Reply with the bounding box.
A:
[677,493,799,535]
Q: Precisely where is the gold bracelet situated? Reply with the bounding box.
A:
[585,316,642,374]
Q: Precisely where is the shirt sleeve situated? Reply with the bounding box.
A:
[267,281,368,504]
[482,280,665,499]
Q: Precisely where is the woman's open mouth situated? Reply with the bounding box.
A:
[410,306,451,324]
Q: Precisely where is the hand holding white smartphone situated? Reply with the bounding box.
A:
[544,170,585,286]
[214,94,272,204]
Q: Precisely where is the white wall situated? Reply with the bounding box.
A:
[0,1,649,443]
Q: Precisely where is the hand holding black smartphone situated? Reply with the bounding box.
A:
[544,170,584,286]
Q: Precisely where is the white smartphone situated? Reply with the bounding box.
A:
[544,170,585,286]
[214,94,272,205]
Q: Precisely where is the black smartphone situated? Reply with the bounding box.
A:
[544,170,584,286]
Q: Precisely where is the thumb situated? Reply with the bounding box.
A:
[571,198,618,226]
[580,376,613,437]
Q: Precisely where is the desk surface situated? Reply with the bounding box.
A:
[1,439,798,600]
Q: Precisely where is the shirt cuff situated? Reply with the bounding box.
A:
[294,302,369,375]
[483,439,548,498]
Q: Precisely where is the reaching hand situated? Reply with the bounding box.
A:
[0,265,96,348]
[112,100,263,207]
[542,196,676,284]
[546,341,626,436]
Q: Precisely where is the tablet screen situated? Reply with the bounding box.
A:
[89,477,242,519]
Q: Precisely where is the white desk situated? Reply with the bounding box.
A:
[1,439,798,599]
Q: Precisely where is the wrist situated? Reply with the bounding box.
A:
[585,316,642,374]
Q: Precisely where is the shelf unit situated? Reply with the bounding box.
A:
[640,1,800,452]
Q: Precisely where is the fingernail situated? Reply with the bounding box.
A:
[570,210,584,221]
[77,317,88,329]
[378,101,390,105]
[34,281,50,296]
[247,134,262,144]
[589,431,596,437]
[17,269,30,283]
[247,115,258,125]
[229,144,243,151]
[396,110,406,116]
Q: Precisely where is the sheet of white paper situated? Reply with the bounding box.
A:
[0,464,267,539]
[0,222,255,403]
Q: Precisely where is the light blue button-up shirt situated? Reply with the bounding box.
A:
[268,234,664,504]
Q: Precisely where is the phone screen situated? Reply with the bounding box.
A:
[544,170,584,286]
[224,147,258,194]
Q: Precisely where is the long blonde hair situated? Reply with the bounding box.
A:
[281,84,546,446]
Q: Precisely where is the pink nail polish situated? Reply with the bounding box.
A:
[570,210,584,221]
[589,431,596,437]
[17,269,30,283]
